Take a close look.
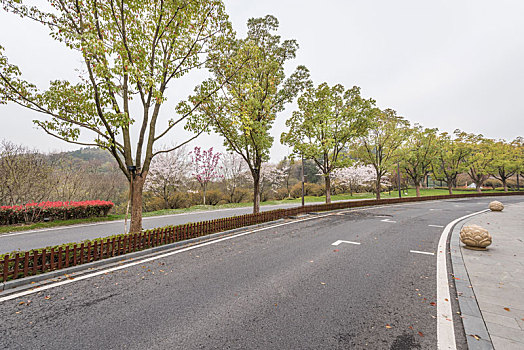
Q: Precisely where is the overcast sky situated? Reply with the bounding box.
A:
[1,0,523,161]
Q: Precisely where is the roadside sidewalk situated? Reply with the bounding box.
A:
[455,202,524,349]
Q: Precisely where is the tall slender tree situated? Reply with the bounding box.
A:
[187,15,310,213]
[490,140,519,192]
[0,0,234,232]
[281,83,373,203]
[399,125,438,197]
[464,135,494,193]
[431,130,471,194]
[354,109,409,199]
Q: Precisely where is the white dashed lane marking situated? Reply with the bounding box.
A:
[410,250,435,256]
[331,240,361,246]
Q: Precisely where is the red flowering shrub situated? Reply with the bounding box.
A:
[0,200,114,225]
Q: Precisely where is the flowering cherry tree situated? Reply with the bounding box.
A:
[259,163,286,201]
[221,153,250,203]
[331,165,378,195]
[190,147,222,205]
[145,147,190,209]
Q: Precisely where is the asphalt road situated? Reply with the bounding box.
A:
[0,196,522,349]
[0,202,306,254]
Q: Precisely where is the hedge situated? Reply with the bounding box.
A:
[0,200,114,225]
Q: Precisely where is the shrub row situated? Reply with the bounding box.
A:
[0,200,114,225]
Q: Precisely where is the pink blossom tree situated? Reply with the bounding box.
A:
[190,147,222,205]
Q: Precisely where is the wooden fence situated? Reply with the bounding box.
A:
[2,191,522,283]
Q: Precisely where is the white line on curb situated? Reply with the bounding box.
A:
[410,250,435,256]
[428,225,445,228]
[332,240,361,246]
[436,209,488,350]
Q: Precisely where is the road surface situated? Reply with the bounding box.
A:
[1,196,522,349]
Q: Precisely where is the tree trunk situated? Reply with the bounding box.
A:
[415,183,421,197]
[253,174,260,214]
[202,183,207,205]
[503,180,508,192]
[447,182,453,195]
[375,177,381,200]
[325,175,331,204]
[476,183,482,193]
[130,174,146,233]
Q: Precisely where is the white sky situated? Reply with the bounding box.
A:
[1,0,523,161]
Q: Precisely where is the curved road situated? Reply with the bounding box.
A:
[0,196,522,349]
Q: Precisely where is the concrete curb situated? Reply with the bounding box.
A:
[450,219,494,349]
[0,219,286,295]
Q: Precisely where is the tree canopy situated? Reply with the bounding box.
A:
[187,15,310,213]
[0,0,234,231]
[281,83,373,203]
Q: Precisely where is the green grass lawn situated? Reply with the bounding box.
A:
[0,188,514,234]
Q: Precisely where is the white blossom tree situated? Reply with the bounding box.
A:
[145,146,189,209]
[259,163,286,202]
[331,165,376,196]
[221,153,249,203]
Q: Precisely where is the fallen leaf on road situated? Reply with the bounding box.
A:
[408,326,413,330]
[385,324,392,329]
[445,298,449,302]
[18,301,24,305]
[430,302,436,306]
[333,249,339,252]
[44,296,51,300]
[471,335,481,340]
[320,282,326,285]
[504,307,510,312]
[418,332,424,337]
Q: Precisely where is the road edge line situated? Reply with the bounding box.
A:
[437,209,488,350]
[449,213,495,348]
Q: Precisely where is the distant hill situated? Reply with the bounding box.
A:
[66,147,115,163]
[48,147,119,174]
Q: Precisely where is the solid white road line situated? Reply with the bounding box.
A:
[436,209,488,350]
[331,240,361,246]
[428,225,445,228]
[380,218,397,223]
[410,250,435,256]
